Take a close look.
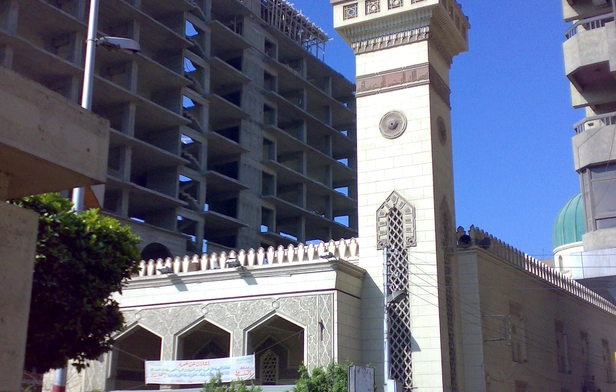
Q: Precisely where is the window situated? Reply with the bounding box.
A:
[582,163,616,230]
[581,331,591,379]
[555,320,570,373]
[509,302,527,363]
[603,339,614,383]
[260,350,279,385]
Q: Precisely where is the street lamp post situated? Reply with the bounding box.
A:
[383,246,391,391]
[70,0,100,211]
[57,1,140,391]
[71,0,139,211]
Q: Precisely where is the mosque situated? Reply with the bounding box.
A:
[33,0,616,392]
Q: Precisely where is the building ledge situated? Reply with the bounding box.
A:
[0,66,109,199]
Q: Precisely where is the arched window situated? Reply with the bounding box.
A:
[260,350,279,385]
[140,242,172,261]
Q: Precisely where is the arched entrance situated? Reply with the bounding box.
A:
[107,326,161,391]
[247,315,304,385]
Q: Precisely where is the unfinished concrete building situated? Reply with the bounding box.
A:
[555,0,616,302]
[0,0,358,257]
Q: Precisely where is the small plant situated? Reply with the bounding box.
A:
[292,363,348,392]
[201,372,262,392]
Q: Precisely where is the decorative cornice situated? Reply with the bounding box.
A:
[335,2,468,61]
[126,258,365,291]
[352,24,430,54]
[355,63,450,106]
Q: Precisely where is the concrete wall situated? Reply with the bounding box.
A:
[458,248,616,392]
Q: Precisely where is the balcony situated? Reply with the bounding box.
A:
[572,112,616,171]
[563,16,616,108]
[573,110,616,134]
[562,0,612,23]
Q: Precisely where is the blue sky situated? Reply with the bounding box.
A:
[289,0,580,259]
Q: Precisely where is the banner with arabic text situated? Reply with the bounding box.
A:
[145,355,255,385]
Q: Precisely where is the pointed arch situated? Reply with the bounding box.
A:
[376,190,416,249]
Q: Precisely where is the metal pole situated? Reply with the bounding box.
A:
[82,0,99,111]
[71,0,100,211]
[383,246,389,392]
[51,368,66,392]
[60,0,100,388]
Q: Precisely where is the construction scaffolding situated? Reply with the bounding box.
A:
[260,0,329,61]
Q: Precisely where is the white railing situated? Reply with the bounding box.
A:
[461,226,616,315]
[573,111,616,134]
[137,238,359,277]
[565,14,614,39]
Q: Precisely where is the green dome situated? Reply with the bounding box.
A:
[553,193,585,249]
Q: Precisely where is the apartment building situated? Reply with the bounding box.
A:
[555,0,616,302]
[0,0,358,257]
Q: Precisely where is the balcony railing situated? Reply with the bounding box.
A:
[573,110,616,134]
[565,13,614,39]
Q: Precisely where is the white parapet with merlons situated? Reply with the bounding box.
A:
[137,238,360,277]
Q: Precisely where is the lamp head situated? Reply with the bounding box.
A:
[386,290,406,305]
[97,37,141,54]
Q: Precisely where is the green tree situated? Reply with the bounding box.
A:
[292,363,348,392]
[10,193,141,372]
[201,372,262,392]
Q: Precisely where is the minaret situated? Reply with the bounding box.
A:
[330,1,469,391]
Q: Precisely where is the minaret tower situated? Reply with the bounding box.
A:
[330,1,469,391]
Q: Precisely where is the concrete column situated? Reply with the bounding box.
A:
[297,183,306,209]
[120,145,133,182]
[0,202,39,392]
[121,102,137,136]
[0,0,18,35]
[324,195,333,220]
[0,44,13,68]
[68,31,84,66]
[296,215,306,244]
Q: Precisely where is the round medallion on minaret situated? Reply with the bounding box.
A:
[437,116,447,145]
[379,111,407,139]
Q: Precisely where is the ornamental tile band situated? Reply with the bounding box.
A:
[356,64,429,96]
[343,3,359,20]
[388,0,403,9]
[366,0,380,15]
[355,64,451,104]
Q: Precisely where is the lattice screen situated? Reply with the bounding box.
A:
[260,350,279,385]
[386,207,413,390]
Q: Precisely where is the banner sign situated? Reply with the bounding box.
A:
[145,355,255,385]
